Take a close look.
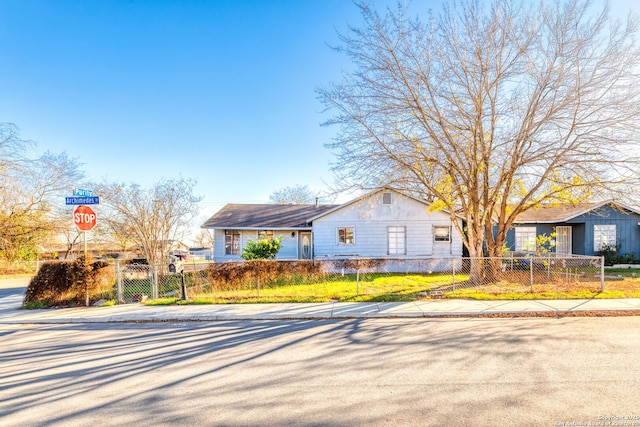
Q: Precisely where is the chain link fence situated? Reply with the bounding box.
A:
[114,262,211,303]
[111,255,610,303]
[311,255,605,296]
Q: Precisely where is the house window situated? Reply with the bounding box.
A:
[388,226,406,255]
[225,230,241,255]
[594,224,616,251]
[433,226,451,242]
[258,230,274,240]
[382,192,392,205]
[515,227,537,252]
[337,227,354,245]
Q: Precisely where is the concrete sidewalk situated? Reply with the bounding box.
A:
[1,294,640,323]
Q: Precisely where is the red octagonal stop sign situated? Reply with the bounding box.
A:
[73,205,97,231]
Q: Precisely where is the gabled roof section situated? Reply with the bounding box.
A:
[514,201,640,224]
[306,187,460,222]
[201,203,339,229]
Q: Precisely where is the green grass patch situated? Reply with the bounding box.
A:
[100,300,117,307]
[23,301,47,309]
[139,270,640,305]
[145,273,461,305]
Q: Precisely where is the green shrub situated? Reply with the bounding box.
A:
[23,256,115,308]
[599,243,636,266]
[241,236,282,260]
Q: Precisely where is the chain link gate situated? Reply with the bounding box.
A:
[115,262,185,303]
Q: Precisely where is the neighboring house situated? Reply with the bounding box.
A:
[201,188,463,262]
[505,201,640,256]
[189,247,214,261]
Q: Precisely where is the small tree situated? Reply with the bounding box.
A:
[535,233,557,254]
[241,236,282,260]
[0,123,84,261]
[192,229,214,248]
[95,178,202,265]
[269,185,316,204]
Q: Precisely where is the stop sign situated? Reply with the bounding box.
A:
[73,205,97,231]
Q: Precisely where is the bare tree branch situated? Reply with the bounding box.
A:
[318,0,640,268]
[95,179,202,265]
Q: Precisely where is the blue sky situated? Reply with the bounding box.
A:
[1,0,638,238]
[0,1,364,219]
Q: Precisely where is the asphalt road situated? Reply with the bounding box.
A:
[0,276,29,298]
[1,316,639,426]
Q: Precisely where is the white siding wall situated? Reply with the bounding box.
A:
[312,191,463,258]
[213,229,234,261]
[275,231,298,259]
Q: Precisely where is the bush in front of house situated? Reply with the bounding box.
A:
[241,236,283,260]
[23,257,115,308]
[207,259,322,291]
[599,243,637,266]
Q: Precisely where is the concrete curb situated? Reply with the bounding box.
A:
[2,298,640,324]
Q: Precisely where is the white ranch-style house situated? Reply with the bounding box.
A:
[201,189,463,262]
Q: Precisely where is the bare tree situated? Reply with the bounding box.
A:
[318,0,640,280]
[269,185,317,204]
[0,123,84,260]
[191,229,214,248]
[96,178,202,265]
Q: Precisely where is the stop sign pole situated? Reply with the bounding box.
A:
[73,205,97,258]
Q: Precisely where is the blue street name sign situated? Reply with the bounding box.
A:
[65,196,100,205]
[74,188,94,197]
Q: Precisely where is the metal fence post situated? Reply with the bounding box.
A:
[452,259,456,293]
[181,271,188,301]
[600,256,605,292]
[116,261,123,304]
[152,265,158,300]
[530,256,534,289]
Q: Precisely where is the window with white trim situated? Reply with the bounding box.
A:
[388,226,406,255]
[594,224,616,251]
[337,227,354,245]
[382,192,392,205]
[225,230,241,255]
[433,226,451,242]
[515,227,537,252]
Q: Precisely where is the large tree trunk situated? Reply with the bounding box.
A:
[483,224,507,284]
[467,226,486,286]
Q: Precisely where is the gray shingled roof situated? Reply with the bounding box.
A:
[201,204,339,229]
[514,201,640,223]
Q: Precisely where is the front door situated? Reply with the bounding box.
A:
[556,226,572,255]
[298,232,312,259]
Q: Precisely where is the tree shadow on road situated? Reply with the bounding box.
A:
[0,318,635,426]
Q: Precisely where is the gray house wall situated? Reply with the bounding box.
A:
[505,205,640,256]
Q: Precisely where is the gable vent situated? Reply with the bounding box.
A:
[382,192,392,205]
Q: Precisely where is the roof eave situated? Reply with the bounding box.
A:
[201,226,313,230]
